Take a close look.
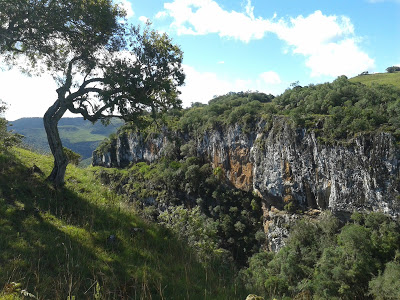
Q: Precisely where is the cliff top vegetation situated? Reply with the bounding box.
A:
[98,75,400,152]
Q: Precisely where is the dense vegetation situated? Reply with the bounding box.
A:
[102,76,400,150]
[94,154,264,267]
[274,75,400,142]
[241,212,400,299]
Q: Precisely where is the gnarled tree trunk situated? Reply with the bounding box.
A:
[44,98,68,187]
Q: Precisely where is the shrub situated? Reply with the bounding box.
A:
[0,101,23,152]
[63,147,81,166]
[369,260,400,299]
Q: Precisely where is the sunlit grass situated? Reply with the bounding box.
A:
[350,72,400,89]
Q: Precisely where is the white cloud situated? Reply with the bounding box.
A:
[305,39,375,77]
[260,71,281,85]
[160,1,375,78]
[179,64,234,106]
[0,70,66,121]
[155,11,168,19]
[161,0,273,42]
[244,0,255,20]
[0,64,285,119]
[179,65,285,107]
[115,0,134,18]
[272,10,375,77]
[217,61,225,64]
[139,16,149,23]
[272,11,354,56]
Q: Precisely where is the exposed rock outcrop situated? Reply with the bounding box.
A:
[93,117,400,249]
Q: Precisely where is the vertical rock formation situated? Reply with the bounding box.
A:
[93,117,400,250]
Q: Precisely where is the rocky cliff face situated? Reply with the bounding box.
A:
[93,118,400,249]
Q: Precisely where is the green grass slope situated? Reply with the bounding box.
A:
[0,148,244,299]
[350,72,400,89]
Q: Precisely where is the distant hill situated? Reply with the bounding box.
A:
[8,117,123,162]
[350,72,400,89]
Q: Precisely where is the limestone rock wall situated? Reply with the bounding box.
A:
[93,118,400,219]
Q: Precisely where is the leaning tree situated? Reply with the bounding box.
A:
[0,0,185,186]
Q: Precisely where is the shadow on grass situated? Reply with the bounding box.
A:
[0,150,243,299]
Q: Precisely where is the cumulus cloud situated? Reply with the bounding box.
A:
[159,1,375,77]
[179,64,234,106]
[139,16,149,23]
[272,10,374,77]
[260,71,281,85]
[304,39,375,77]
[272,11,354,56]
[161,0,273,42]
[179,65,284,107]
[155,11,168,19]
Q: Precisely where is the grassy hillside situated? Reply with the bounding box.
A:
[0,148,244,299]
[9,118,123,161]
[350,72,400,89]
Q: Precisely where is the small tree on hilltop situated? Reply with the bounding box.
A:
[0,0,185,186]
[386,66,400,73]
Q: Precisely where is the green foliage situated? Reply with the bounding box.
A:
[274,76,400,141]
[96,76,400,163]
[63,147,81,166]
[314,224,376,299]
[0,282,36,299]
[369,259,400,299]
[386,66,400,73]
[241,212,400,300]
[177,91,274,135]
[159,205,221,263]
[95,152,264,266]
[0,101,22,152]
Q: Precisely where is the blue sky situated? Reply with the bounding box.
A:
[1,0,400,120]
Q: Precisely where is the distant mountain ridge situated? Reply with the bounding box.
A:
[9,117,123,162]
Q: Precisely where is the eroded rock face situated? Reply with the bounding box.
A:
[93,118,400,249]
[252,119,400,218]
[93,131,170,168]
[93,119,400,217]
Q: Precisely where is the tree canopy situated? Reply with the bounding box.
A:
[386,66,400,73]
[0,0,185,186]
